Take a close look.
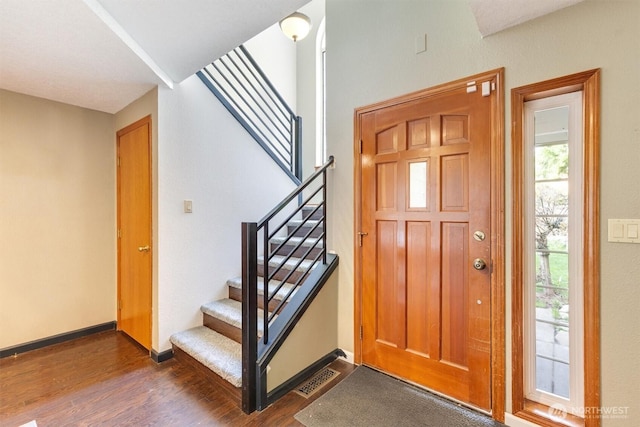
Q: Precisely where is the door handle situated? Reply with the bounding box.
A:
[138,245,150,252]
[473,258,486,270]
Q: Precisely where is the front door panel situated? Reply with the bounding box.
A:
[360,83,493,409]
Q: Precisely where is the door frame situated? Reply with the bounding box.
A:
[116,115,153,350]
[511,69,601,427]
[354,69,505,421]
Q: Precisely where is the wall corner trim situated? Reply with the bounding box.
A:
[151,348,174,363]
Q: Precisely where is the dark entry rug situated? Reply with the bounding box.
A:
[294,366,506,427]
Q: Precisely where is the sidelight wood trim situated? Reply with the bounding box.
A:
[520,399,585,427]
[353,109,363,365]
[511,69,600,427]
[490,70,506,423]
[354,68,505,422]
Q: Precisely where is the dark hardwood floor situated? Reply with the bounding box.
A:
[0,331,355,426]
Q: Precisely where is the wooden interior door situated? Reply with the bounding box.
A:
[359,79,495,410]
[117,116,152,350]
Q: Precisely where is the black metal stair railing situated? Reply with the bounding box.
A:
[241,156,337,413]
[197,45,302,183]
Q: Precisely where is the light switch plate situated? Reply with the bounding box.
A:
[608,219,640,243]
[184,200,193,213]
[415,34,427,54]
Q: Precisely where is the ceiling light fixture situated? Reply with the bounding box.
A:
[279,12,312,42]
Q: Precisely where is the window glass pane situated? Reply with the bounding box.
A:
[408,161,428,208]
[535,181,568,218]
[535,144,569,181]
[535,251,570,400]
[536,234,569,275]
[533,106,572,400]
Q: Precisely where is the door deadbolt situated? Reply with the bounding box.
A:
[473,230,486,241]
[473,258,487,270]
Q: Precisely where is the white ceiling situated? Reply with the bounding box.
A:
[469,0,584,37]
[0,0,308,113]
[0,0,583,114]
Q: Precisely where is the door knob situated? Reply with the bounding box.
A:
[473,258,486,270]
[138,245,150,252]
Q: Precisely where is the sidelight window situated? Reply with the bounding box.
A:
[315,18,327,167]
[523,92,584,414]
[512,69,600,427]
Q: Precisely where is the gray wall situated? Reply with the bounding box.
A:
[325,0,640,424]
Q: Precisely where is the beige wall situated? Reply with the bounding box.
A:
[326,0,640,424]
[0,90,116,349]
[267,269,339,392]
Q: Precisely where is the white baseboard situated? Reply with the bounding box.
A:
[339,349,355,364]
[504,413,541,426]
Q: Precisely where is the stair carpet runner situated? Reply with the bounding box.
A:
[169,207,323,400]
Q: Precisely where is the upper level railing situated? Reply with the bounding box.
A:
[197,45,302,183]
[241,156,337,413]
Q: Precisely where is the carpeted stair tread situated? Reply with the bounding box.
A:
[201,298,269,335]
[258,255,317,272]
[287,218,322,228]
[169,326,241,387]
[270,235,324,248]
[226,276,297,301]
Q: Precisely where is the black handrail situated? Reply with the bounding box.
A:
[241,156,335,413]
[197,45,302,184]
[257,160,331,229]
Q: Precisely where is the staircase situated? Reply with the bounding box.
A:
[174,41,338,413]
[169,162,338,411]
[198,45,302,184]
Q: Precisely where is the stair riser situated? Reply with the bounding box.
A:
[270,243,323,259]
[258,264,306,284]
[172,346,241,408]
[287,225,324,238]
[301,207,323,221]
[228,286,288,312]
[203,313,242,343]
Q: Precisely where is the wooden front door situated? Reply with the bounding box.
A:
[117,116,152,350]
[357,74,499,410]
